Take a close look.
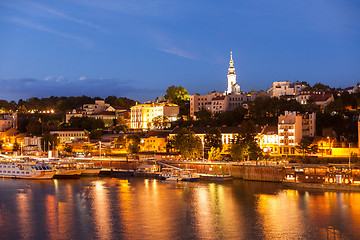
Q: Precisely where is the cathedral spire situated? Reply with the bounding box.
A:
[226,51,237,94]
[228,51,235,75]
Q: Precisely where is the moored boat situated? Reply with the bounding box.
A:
[0,161,55,180]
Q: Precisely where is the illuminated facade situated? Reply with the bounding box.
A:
[49,130,85,143]
[267,81,306,98]
[278,111,316,155]
[130,102,179,130]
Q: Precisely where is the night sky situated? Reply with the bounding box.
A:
[1,0,359,102]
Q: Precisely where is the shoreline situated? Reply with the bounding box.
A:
[283,181,360,192]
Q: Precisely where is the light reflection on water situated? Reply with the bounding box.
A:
[0,178,359,239]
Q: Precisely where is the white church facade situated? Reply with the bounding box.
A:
[190,52,252,118]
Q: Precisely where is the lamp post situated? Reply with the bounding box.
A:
[99,141,102,158]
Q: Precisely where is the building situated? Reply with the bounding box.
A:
[91,111,117,127]
[258,125,279,154]
[83,100,110,115]
[278,111,316,155]
[267,81,307,98]
[0,113,16,131]
[140,130,171,152]
[23,135,42,155]
[130,102,179,130]
[49,130,86,143]
[296,90,334,108]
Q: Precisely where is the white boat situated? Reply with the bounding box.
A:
[161,168,183,181]
[181,170,200,181]
[0,161,55,180]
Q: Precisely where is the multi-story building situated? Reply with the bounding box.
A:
[267,81,307,98]
[83,100,110,115]
[258,125,279,154]
[296,90,334,108]
[139,130,171,152]
[0,113,16,131]
[278,111,316,154]
[131,102,179,130]
[49,130,85,143]
[23,135,42,155]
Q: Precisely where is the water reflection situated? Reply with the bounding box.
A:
[1,178,360,240]
[92,180,112,240]
[16,191,32,239]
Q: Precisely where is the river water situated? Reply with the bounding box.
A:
[0,177,359,240]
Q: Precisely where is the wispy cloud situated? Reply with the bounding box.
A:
[30,2,105,32]
[5,17,93,47]
[157,47,196,60]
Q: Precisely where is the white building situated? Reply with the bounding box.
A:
[83,100,110,115]
[49,130,86,143]
[131,102,179,130]
[267,81,307,98]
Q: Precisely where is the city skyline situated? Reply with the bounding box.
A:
[1,0,359,102]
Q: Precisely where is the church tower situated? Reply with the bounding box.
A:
[226,52,237,94]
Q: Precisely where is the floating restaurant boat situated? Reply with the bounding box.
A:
[181,169,200,181]
[161,168,183,181]
[0,161,55,180]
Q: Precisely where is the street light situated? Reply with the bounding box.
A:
[99,141,102,158]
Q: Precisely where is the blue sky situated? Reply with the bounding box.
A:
[0,0,359,102]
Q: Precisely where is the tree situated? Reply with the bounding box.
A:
[296,138,318,159]
[165,85,190,104]
[208,147,222,161]
[12,141,20,152]
[82,145,93,156]
[25,120,43,135]
[127,134,140,154]
[173,128,202,159]
[41,133,59,152]
[204,128,222,158]
[165,85,190,116]
[64,144,73,155]
[229,143,246,161]
[152,116,169,129]
[89,130,103,139]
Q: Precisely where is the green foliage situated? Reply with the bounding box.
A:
[208,147,222,161]
[89,130,103,139]
[105,96,137,109]
[173,128,202,159]
[25,120,43,135]
[127,134,140,153]
[165,85,190,103]
[295,138,318,158]
[204,128,222,156]
[12,141,20,152]
[229,143,246,161]
[41,133,59,152]
[151,116,169,129]
[82,145,93,155]
[64,144,73,155]
[68,117,105,131]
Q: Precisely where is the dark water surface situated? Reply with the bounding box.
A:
[0,177,359,240]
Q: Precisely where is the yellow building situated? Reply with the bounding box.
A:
[130,102,179,130]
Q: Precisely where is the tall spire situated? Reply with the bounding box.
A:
[228,51,235,75]
[226,51,237,94]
